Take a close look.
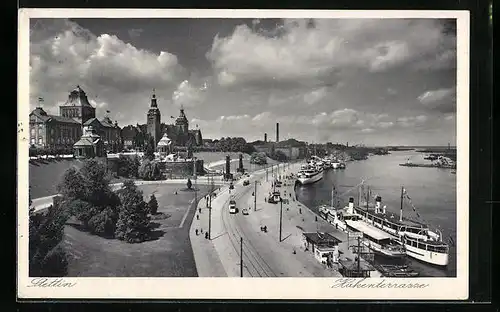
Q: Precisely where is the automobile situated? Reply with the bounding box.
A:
[243,180,250,186]
[242,208,249,215]
[229,200,237,214]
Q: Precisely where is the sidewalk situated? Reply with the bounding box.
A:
[189,188,228,277]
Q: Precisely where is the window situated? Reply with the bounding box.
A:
[38,128,43,136]
[31,128,35,136]
[57,138,60,144]
[51,128,55,136]
[38,138,43,145]
[31,138,35,145]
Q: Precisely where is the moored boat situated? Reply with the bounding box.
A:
[296,164,323,185]
[352,187,449,267]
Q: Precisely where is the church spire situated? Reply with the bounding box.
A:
[150,88,157,108]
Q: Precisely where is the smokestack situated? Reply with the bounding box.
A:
[375,196,381,213]
[348,197,354,213]
[264,133,267,143]
[276,123,279,143]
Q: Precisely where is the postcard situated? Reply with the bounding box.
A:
[18,8,469,300]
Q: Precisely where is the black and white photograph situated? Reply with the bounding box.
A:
[18,9,469,299]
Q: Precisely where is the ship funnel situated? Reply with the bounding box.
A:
[375,196,382,212]
[348,197,354,213]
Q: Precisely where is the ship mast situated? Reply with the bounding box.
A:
[365,186,370,212]
[331,185,334,207]
[400,186,404,222]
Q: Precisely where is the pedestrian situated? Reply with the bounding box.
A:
[201,228,203,233]
[195,229,199,235]
[299,208,302,214]
[199,208,201,213]
[197,215,199,220]
[205,232,209,239]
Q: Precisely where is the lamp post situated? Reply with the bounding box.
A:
[254,180,257,211]
[279,198,283,242]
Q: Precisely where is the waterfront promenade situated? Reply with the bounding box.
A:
[190,162,379,277]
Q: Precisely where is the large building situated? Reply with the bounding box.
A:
[83,116,122,153]
[29,107,82,150]
[29,86,122,154]
[142,90,203,150]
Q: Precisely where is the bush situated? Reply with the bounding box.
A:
[57,167,86,201]
[117,155,140,178]
[145,136,155,161]
[87,206,118,237]
[148,194,158,215]
[115,180,151,243]
[29,204,69,277]
[250,152,267,165]
[138,159,162,181]
[64,199,96,227]
[58,159,121,238]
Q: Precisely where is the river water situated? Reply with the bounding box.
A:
[295,150,457,277]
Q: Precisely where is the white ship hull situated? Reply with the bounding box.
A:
[404,242,449,266]
[297,171,323,184]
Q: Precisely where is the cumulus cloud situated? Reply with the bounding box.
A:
[207,19,456,88]
[303,87,328,105]
[172,80,209,108]
[29,19,186,118]
[418,87,456,113]
[397,115,430,127]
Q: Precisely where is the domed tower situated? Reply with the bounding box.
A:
[146,89,161,147]
[175,105,189,135]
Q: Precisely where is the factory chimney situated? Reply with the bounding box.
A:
[276,123,280,143]
[264,133,267,143]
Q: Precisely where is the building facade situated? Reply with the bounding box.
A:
[29,107,82,150]
[59,85,96,126]
[83,116,122,153]
[74,126,105,158]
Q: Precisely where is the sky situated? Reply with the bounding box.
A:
[29,17,457,146]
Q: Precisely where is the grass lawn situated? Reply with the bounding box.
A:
[63,184,210,277]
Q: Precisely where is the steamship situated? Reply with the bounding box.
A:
[353,190,449,267]
[296,163,323,185]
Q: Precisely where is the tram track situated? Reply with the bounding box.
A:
[220,179,278,277]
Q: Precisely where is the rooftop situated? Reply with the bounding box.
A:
[303,232,342,247]
[344,220,392,241]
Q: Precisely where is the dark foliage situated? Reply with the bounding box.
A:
[29,204,69,277]
[115,180,151,243]
[117,154,140,178]
[138,159,163,181]
[148,194,158,215]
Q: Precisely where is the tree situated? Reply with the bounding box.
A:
[57,167,86,201]
[145,136,155,161]
[148,194,158,215]
[186,178,192,190]
[58,159,121,238]
[115,180,151,243]
[79,159,112,207]
[117,155,140,178]
[138,159,162,181]
[29,203,68,277]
